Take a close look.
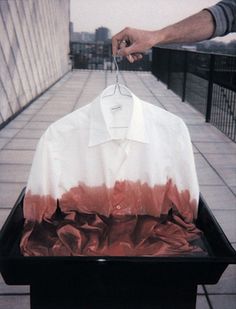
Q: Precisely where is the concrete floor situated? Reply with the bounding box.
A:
[0,70,235,308]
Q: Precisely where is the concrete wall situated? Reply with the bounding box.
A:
[0,0,70,127]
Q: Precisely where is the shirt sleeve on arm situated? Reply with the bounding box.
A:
[205,0,236,37]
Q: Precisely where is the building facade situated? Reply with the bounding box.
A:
[0,0,71,127]
[95,26,110,43]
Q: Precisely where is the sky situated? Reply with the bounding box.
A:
[70,0,236,42]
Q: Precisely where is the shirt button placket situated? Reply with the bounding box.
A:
[111,180,127,214]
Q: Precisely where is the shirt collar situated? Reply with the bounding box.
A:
[88,85,149,147]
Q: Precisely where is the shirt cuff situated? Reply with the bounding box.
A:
[205,0,236,38]
[205,6,227,37]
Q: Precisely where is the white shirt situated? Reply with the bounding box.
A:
[23,84,199,224]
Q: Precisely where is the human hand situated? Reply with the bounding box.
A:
[112,27,157,63]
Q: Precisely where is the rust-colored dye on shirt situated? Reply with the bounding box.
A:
[21,180,203,256]
[59,179,197,220]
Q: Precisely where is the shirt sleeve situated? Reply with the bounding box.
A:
[205,0,236,37]
[23,127,61,223]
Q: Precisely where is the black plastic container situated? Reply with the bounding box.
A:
[0,189,235,309]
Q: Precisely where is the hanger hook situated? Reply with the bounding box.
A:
[113,55,119,85]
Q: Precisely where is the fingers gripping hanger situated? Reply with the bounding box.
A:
[102,56,132,98]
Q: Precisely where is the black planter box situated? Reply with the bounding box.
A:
[0,189,235,309]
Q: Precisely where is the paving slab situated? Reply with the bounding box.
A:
[156,102,183,113]
[0,138,9,150]
[231,186,236,195]
[200,185,236,210]
[0,183,25,208]
[14,114,33,122]
[0,150,34,165]
[196,295,210,309]
[20,108,38,116]
[30,114,63,122]
[175,115,206,125]
[188,125,230,142]
[208,295,236,309]
[157,96,185,105]
[0,164,30,183]
[4,139,39,150]
[138,95,163,107]
[0,275,29,294]
[36,109,70,116]
[203,154,236,169]
[15,129,45,139]
[197,285,205,294]
[0,295,30,309]
[5,121,28,130]
[0,209,11,229]
[0,128,20,139]
[24,122,51,130]
[26,101,46,110]
[194,154,224,186]
[205,265,236,294]
[216,168,236,187]
[192,144,199,153]
[211,210,236,243]
[194,142,236,154]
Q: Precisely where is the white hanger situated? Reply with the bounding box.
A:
[102,56,132,98]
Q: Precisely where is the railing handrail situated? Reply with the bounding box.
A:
[152,46,236,142]
[154,45,236,59]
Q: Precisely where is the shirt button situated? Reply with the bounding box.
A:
[116,205,121,210]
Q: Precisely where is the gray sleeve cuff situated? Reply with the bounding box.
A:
[205,0,236,38]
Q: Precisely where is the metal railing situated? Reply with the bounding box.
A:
[70,42,152,71]
[152,47,236,142]
[70,43,236,142]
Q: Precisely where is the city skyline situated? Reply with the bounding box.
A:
[70,0,236,42]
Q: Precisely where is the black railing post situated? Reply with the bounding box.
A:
[206,54,215,122]
[167,49,171,89]
[151,47,156,77]
[182,51,188,102]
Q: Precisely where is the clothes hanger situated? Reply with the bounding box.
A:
[101,56,132,130]
[102,56,132,98]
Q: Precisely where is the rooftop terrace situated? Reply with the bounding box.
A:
[0,70,235,308]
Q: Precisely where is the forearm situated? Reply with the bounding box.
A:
[112,8,216,60]
[153,10,215,45]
